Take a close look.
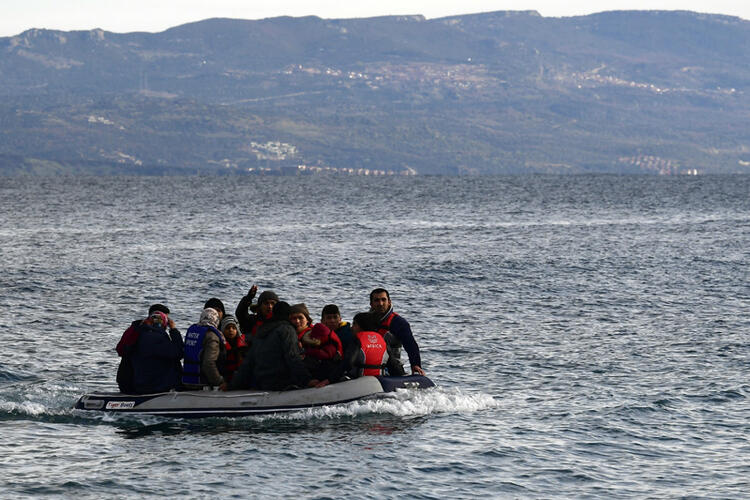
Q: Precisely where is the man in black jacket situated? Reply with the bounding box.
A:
[117,307,183,394]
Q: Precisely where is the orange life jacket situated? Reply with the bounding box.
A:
[355,330,389,376]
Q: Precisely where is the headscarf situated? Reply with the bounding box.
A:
[198,307,220,328]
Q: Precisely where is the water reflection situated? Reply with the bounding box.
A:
[113,412,428,439]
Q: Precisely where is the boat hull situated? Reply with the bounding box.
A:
[74,375,434,418]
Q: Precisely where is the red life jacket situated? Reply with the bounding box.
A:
[377,312,398,336]
[224,334,248,380]
[310,323,343,356]
[355,330,389,376]
[115,321,141,356]
[297,325,312,341]
[303,326,343,360]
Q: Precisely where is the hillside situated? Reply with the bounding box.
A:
[1,10,749,175]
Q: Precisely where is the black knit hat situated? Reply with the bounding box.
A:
[148,303,170,315]
[203,298,225,316]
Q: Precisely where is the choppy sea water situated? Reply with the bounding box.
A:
[0,174,748,498]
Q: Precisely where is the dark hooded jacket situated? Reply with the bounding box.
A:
[116,319,143,393]
[229,303,312,391]
[116,319,183,394]
[128,322,184,394]
[235,292,275,337]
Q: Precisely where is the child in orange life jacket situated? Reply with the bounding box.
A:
[220,315,248,384]
[300,323,343,381]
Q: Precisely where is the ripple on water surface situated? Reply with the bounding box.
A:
[1,175,749,498]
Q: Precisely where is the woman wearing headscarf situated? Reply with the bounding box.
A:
[182,307,226,389]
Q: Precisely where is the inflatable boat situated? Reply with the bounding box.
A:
[74,375,435,418]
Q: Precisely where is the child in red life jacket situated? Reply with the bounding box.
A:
[300,323,343,381]
[220,315,248,383]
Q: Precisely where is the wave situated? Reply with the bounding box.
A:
[0,367,37,384]
[0,377,88,422]
[266,386,498,421]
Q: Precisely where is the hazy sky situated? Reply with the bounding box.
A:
[2,0,748,37]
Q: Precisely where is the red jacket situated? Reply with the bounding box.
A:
[224,334,248,382]
[302,323,343,361]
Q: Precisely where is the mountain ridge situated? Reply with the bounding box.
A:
[1,10,749,175]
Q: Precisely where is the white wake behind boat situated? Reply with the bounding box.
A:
[74,375,435,418]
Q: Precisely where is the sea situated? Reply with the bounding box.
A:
[0,174,748,498]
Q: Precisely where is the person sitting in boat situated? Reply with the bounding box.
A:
[289,303,314,344]
[300,322,343,381]
[323,312,391,383]
[116,303,179,393]
[227,301,324,391]
[369,288,424,376]
[235,285,278,337]
[220,314,248,384]
[123,310,184,394]
[182,307,227,390]
[321,304,354,353]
